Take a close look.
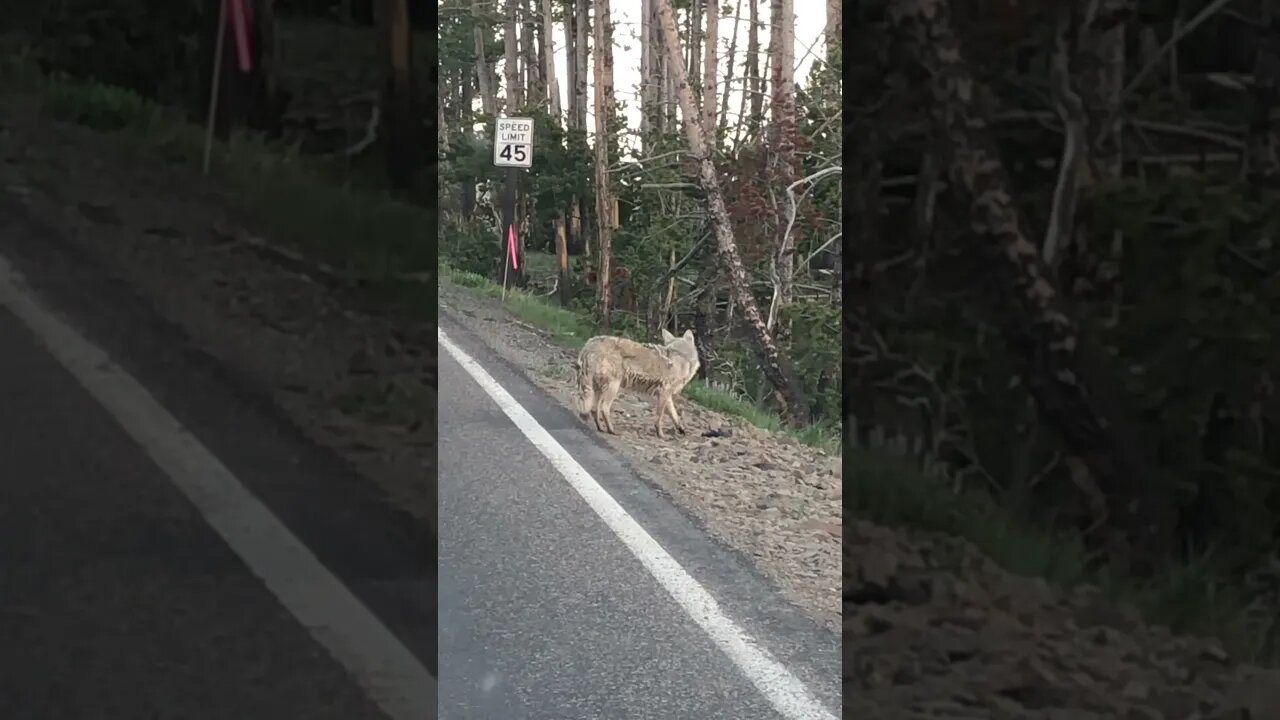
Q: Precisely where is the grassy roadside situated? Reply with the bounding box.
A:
[1,50,436,293]
[440,263,841,453]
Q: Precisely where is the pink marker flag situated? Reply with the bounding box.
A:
[507,225,520,270]
[228,0,253,72]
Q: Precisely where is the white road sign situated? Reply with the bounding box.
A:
[494,116,534,169]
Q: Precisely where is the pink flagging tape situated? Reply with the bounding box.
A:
[229,0,252,72]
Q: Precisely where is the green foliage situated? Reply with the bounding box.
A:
[440,215,497,277]
[34,1,205,108]
[1088,176,1280,564]
[43,78,162,131]
[782,299,842,418]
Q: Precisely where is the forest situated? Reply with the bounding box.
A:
[852,0,1280,655]
[437,0,843,440]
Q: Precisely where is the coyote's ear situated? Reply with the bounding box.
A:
[683,329,694,341]
[661,328,676,343]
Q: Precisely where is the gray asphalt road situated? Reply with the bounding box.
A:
[438,313,841,719]
[0,206,434,719]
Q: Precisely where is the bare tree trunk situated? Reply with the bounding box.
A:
[654,0,810,425]
[555,215,571,305]
[1075,1,1130,324]
[766,0,796,331]
[564,0,581,257]
[640,0,654,147]
[504,0,522,111]
[663,32,677,131]
[474,0,498,117]
[746,0,762,126]
[718,0,743,138]
[824,0,840,66]
[575,0,589,130]
[565,0,577,125]
[522,0,541,109]
[594,0,615,331]
[702,0,718,142]
[252,0,283,137]
[886,0,1175,569]
[378,0,416,190]
[689,0,702,104]
[1245,0,1280,182]
[541,0,562,118]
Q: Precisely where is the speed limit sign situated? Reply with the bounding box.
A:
[494,116,534,168]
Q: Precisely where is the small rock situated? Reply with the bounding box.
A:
[1120,680,1150,700]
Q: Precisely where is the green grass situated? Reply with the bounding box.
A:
[441,261,841,454]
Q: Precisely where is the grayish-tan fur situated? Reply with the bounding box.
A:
[574,328,700,439]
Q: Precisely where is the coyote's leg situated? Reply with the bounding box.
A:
[598,377,623,434]
[664,394,686,435]
[577,372,597,425]
[654,391,671,439]
[592,401,606,432]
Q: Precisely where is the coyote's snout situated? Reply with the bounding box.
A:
[574,329,700,439]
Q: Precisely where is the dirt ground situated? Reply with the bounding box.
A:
[4,94,1280,718]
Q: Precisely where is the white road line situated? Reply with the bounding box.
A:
[438,327,837,720]
[0,253,436,720]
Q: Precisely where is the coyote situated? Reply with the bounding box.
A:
[574,328,700,439]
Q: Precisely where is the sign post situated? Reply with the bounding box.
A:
[494,117,534,300]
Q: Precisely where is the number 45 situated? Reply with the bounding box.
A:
[499,144,528,163]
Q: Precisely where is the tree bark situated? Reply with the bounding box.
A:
[746,0,762,126]
[702,0,719,142]
[540,0,560,119]
[521,0,541,108]
[473,0,498,117]
[654,0,810,425]
[555,215,572,305]
[824,0,840,65]
[378,0,416,190]
[1076,0,1130,321]
[593,0,615,331]
[575,0,589,130]
[885,0,1175,569]
[504,0,522,111]
[640,0,654,147]
[766,0,796,333]
[565,0,577,125]
[1245,0,1280,183]
[689,0,702,109]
